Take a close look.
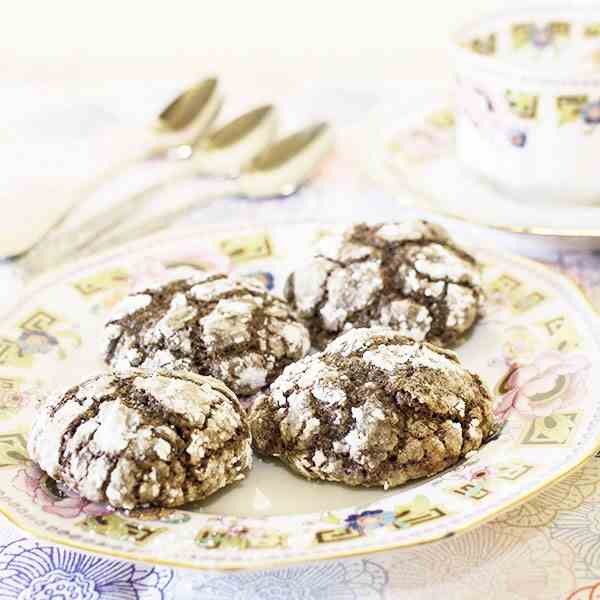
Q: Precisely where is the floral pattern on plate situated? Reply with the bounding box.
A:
[0,224,599,570]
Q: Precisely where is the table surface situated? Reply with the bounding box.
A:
[2,81,600,600]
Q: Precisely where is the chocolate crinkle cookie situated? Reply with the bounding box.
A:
[250,327,497,489]
[284,221,484,348]
[104,273,311,396]
[27,369,252,509]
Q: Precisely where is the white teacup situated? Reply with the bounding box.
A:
[452,6,600,205]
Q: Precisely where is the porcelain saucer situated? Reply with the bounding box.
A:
[358,95,600,250]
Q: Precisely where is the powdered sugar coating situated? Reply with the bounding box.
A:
[109,294,152,320]
[285,221,484,348]
[28,369,252,509]
[105,273,311,396]
[250,327,496,489]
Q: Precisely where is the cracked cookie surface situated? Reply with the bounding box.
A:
[284,221,484,348]
[104,273,311,396]
[250,327,497,489]
[28,369,252,509]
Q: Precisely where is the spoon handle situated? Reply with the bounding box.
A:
[80,183,239,257]
[19,168,169,278]
[51,152,150,230]
[20,148,147,252]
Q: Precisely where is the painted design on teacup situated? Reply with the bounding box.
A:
[512,21,571,50]
[557,95,600,132]
[584,24,600,37]
[469,33,496,55]
[506,91,538,120]
[426,110,455,129]
[458,83,493,128]
[507,128,527,147]
[582,100,600,127]
[458,82,529,149]
[468,22,599,57]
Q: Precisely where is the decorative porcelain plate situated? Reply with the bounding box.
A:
[1,223,599,571]
[360,97,600,241]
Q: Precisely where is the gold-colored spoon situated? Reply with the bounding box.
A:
[21,122,334,278]
[19,105,282,276]
[16,77,222,261]
[151,77,223,159]
[81,122,335,256]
